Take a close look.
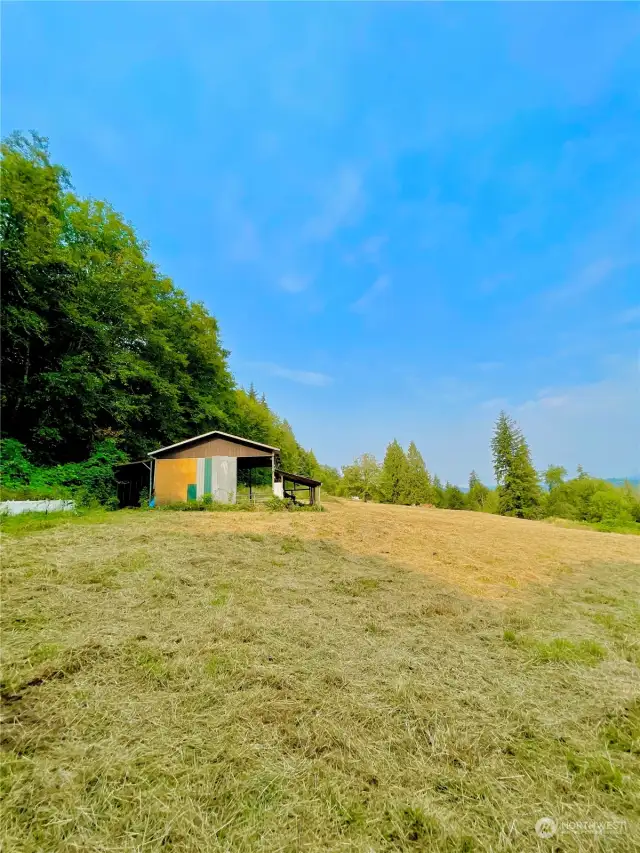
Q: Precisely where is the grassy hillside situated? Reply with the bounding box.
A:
[2,502,639,852]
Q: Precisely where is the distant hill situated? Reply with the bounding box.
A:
[607,478,640,488]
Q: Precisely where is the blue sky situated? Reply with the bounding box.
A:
[3,3,639,483]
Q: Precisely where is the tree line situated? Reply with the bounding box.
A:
[0,132,318,497]
[1,132,637,531]
[319,413,640,532]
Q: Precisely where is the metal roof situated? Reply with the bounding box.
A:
[148,430,279,457]
[277,469,322,487]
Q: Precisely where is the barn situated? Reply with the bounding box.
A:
[116,430,321,507]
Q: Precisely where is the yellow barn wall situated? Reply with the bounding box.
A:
[154,458,197,505]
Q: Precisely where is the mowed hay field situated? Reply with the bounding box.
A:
[2,501,639,852]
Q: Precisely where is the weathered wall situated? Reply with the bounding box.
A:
[154,458,197,504]
[212,457,237,503]
[159,437,272,460]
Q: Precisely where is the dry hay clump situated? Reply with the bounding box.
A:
[1,504,639,851]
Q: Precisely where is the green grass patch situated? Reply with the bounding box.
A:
[504,631,606,665]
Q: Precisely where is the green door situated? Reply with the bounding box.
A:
[186,483,197,502]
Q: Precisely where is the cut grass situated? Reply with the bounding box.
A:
[1,505,639,852]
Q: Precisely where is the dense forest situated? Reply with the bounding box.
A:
[1,133,324,494]
[1,133,638,532]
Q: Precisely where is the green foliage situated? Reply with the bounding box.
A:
[1,132,236,464]
[0,438,125,505]
[340,454,380,502]
[545,473,640,531]
[430,475,445,507]
[467,470,491,511]
[0,438,34,486]
[1,132,321,497]
[316,464,341,496]
[157,499,257,512]
[379,440,409,504]
[491,412,541,519]
[443,483,466,510]
[404,441,431,505]
[264,496,291,512]
[543,464,567,492]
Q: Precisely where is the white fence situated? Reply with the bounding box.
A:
[0,500,76,517]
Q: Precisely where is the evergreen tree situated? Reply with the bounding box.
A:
[491,412,541,518]
[379,440,410,504]
[443,482,466,510]
[404,441,431,504]
[467,470,490,511]
[431,474,445,507]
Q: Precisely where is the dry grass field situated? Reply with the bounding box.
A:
[2,500,639,852]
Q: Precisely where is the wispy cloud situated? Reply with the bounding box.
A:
[617,305,640,325]
[249,361,333,387]
[475,361,504,372]
[305,167,364,242]
[278,274,310,294]
[518,394,568,412]
[345,234,388,266]
[478,273,512,295]
[479,397,509,410]
[545,257,624,303]
[351,274,390,314]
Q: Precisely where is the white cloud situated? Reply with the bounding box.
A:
[250,361,333,387]
[351,275,390,314]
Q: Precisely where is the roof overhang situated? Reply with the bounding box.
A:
[149,430,279,457]
[277,469,322,487]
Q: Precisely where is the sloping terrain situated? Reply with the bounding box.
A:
[1,503,639,852]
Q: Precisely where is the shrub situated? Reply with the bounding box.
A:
[264,496,291,512]
[588,490,634,526]
[0,438,125,506]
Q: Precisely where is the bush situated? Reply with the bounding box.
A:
[264,496,324,512]
[156,499,257,512]
[264,496,291,512]
[0,438,125,506]
[0,438,34,486]
[588,490,634,526]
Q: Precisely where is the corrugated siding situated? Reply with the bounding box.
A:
[154,458,197,505]
[212,457,237,503]
[196,458,206,498]
[204,458,213,495]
